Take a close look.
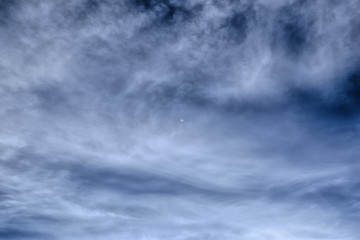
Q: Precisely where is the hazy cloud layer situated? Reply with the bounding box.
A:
[1,0,360,239]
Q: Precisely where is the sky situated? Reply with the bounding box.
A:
[1,0,360,239]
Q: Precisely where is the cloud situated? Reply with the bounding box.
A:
[1,0,360,239]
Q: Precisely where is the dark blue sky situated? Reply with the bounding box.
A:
[0,0,360,239]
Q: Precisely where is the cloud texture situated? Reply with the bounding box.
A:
[1,0,360,239]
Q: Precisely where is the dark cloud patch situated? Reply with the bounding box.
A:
[32,85,70,113]
[73,0,102,22]
[0,228,50,239]
[0,0,17,26]
[223,7,256,45]
[273,4,314,57]
[288,87,346,117]
[343,69,360,108]
[58,162,242,199]
[132,0,153,10]
[287,79,360,119]
[308,69,360,118]
[131,0,202,25]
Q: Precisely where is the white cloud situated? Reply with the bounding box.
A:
[1,0,360,239]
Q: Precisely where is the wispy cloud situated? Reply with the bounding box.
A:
[1,0,360,239]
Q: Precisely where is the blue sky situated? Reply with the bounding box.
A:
[1,0,360,239]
